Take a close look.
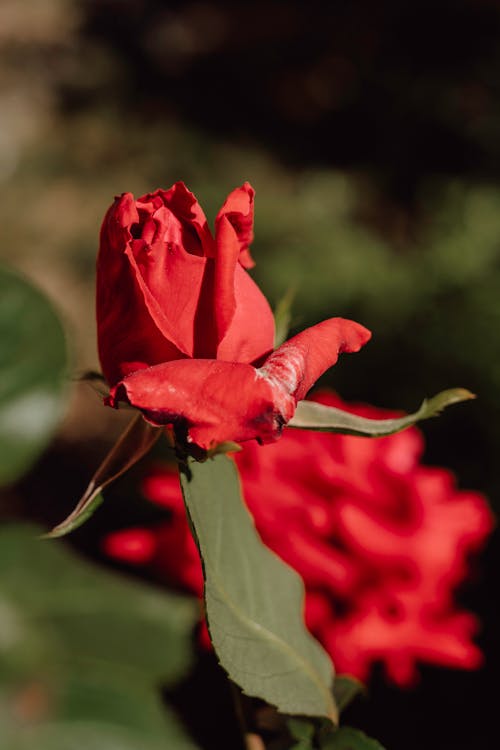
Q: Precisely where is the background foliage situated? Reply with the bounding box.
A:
[0,524,198,750]
[0,1,498,748]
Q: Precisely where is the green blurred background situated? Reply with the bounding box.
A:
[0,1,499,748]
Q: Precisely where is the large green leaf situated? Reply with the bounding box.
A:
[3,719,197,750]
[179,454,337,723]
[288,388,474,436]
[0,266,68,486]
[0,524,199,749]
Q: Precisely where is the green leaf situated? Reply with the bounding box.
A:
[332,676,365,714]
[0,266,67,486]
[45,413,161,538]
[322,727,386,750]
[0,524,199,749]
[4,719,198,750]
[288,388,475,437]
[273,287,296,348]
[288,717,316,750]
[179,454,338,723]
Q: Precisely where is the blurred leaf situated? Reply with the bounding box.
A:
[0,524,199,748]
[322,727,386,750]
[0,266,67,486]
[179,454,337,722]
[4,719,197,750]
[274,288,296,348]
[46,414,161,538]
[288,716,316,749]
[288,706,370,750]
[289,388,475,436]
[332,676,365,714]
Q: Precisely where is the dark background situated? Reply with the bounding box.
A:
[1,1,499,747]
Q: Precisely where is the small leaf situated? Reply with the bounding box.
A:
[332,675,366,714]
[45,414,161,538]
[288,717,316,749]
[273,287,296,348]
[288,388,475,437]
[288,717,316,741]
[0,266,67,486]
[322,727,386,750]
[179,454,338,723]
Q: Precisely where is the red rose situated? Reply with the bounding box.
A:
[104,393,492,686]
[97,183,370,448]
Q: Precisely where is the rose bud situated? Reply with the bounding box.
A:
[97,183,370,449]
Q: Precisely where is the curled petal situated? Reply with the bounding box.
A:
[148,181,213,255]
[260,318,371,402]
[210,183,274,360]
[216,182,255,268]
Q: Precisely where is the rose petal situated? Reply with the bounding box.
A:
[260,318,371,402]
[97,193,186,385]
[104,527,157,565]
[110,359,295,449]
[216,182,255,268]
[150,181,213,255]
[128,189,215,358]
[212,214,243,344]
[216,272,275,365]
[208,182,274,361]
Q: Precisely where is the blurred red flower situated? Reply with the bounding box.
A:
[97,183,369,448]
[104,393,492,685]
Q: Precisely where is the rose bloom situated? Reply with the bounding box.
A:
[97,182,369,448]
[104,393,492,686]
